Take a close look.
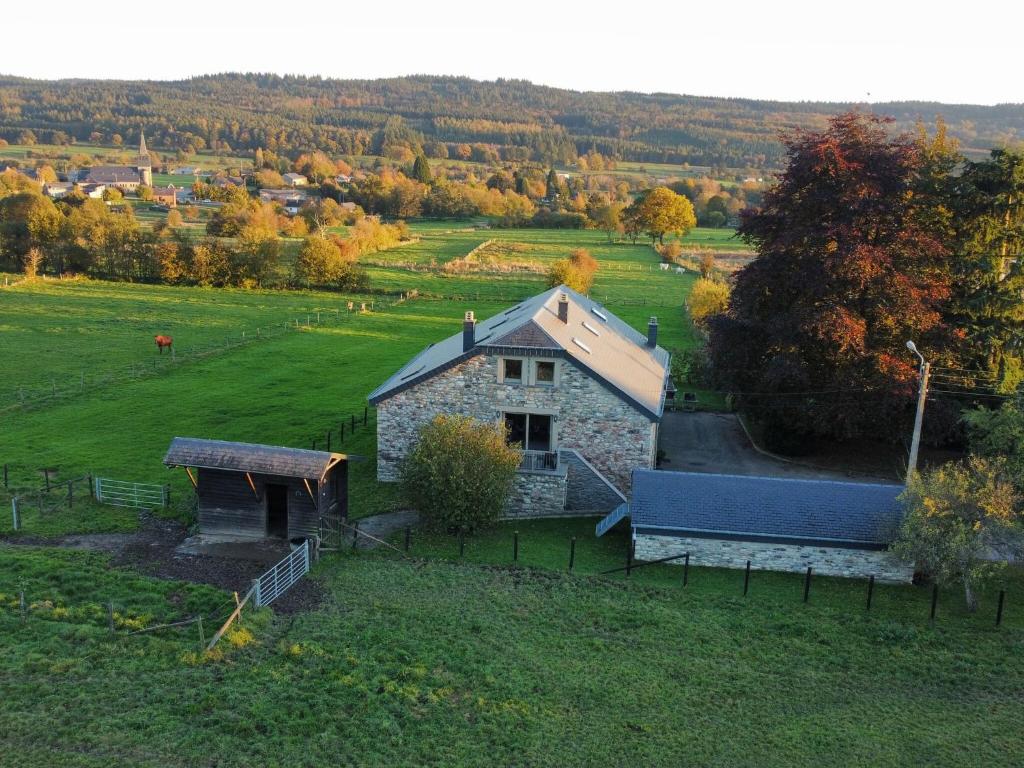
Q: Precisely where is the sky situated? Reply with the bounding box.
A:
[2,0,1021,105]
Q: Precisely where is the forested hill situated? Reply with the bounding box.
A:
[1,73,1021,169]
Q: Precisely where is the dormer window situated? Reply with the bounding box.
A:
[503,358,523,383]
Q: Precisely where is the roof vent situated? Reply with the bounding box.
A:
[557,293,569,324]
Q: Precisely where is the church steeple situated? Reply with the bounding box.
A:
[137,128,152,186]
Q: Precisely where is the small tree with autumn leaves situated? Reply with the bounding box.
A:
[547,248,598,294]
[893,458,1023,612]
[400,415,522,533]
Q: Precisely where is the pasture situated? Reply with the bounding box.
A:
[1,224,1022,767]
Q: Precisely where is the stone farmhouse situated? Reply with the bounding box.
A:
[369,286,672,517]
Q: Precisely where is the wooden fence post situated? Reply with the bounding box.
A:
[107,602,115,633]
[363,406,368,425]
[404,526,411,552]
[683,552,689,587]
[996,590,1005,627]
[930,583,939,622]
[866,575,875,611]
[67,480,73,509]
[196,615,205,648]
[11,497,19,531]
[19,591,26,623]
[743,560,751,596]
[3,463,8,489]
[803,566,812,603]
[568,537,576,572]
[352,521,360,550]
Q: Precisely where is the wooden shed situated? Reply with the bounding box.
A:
[164,437,347,541]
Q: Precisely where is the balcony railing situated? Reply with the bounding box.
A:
[519,450,559,473]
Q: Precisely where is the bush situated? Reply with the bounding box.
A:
[548,247,598,293]
[400,415,521,532]
[688,278,730,327]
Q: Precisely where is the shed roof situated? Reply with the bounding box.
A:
[368,285,671,418]
[629,469,905,547]
[163,437,344,480]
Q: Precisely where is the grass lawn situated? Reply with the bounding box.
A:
[0,543,1020,767]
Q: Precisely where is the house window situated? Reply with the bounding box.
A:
[503,358,523,383]
[503,412,553,452]
[535,361,555,385]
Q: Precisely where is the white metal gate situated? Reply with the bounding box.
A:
[93,477,168,509]
[253,540,311,607]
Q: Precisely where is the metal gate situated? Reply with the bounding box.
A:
[93,477,169,509]
[318,515,345,550]
[253,539,311,607]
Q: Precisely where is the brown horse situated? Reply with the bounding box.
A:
[154,335,173,354]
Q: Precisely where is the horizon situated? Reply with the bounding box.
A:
[4,0,1024,106]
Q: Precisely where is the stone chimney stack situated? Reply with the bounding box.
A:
[463,311,476,352]
[647,316,659,348]
[557,293,569,324]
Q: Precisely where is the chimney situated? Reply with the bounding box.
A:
[557,293,569,324]
[463,310,476,351]
[647,316,659,348]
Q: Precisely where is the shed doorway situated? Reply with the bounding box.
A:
[266,483,289,538]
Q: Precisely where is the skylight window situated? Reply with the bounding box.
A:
[572,337,592,354]
[582,320,601,337]
[591,307,608,322]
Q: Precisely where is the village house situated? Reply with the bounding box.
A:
[283,172,308,187]
[150,185,178,207]
[369,286,672,517]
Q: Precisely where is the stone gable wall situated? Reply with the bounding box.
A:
[635,533,913,583]
[376,353,656,495]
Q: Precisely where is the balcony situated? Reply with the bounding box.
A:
[518,450,560,473]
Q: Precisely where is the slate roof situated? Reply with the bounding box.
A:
[164,437,344,480]
[85,165,142,184]
[368,285,671,418]
[629,469,905,547]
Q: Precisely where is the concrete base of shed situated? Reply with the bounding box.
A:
[175,534,293,564]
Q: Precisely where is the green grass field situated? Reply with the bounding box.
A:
[0,540,1020,767]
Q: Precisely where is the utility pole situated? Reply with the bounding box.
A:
[906,341,930,482]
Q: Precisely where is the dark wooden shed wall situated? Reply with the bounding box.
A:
[196,466,344,540]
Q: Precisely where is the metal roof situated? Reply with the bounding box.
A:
[163,437,345,480]
[368,285,671,418]
[629,469,905,547]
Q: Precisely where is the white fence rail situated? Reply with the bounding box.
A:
[93,477,169,509]
[253,540,311,607]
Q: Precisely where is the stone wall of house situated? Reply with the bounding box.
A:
[505,471,568,518]
[635,533,914,583]
[376,353,656,494]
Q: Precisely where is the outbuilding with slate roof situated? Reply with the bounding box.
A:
[163,437,348,542]
[369,285,673,518]
[615,469,913,581]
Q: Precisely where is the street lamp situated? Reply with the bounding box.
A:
[905,340,931,481]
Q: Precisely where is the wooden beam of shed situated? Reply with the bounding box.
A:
[302,478,317,505]
[184,467,198,489]
[245,472,259,498]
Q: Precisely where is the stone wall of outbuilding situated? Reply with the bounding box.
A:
[634,532,913,583]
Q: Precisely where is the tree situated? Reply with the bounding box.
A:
[138,185,154,201]
[593,202,623,242]
[688,278,730,327]
[707,113,953,447]
[547,248,598,293]
[963,392,1024,495]
[411,154,433,185]
[947,149,1024,388]
[399,415,521,532]
[893,458,1023,611]
[294,235,344,286]
[166,209,183,228]
[23,247,43,279]
[625,187,696,244]
[699,252,715,279]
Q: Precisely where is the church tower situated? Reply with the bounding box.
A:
[137,129,153,186]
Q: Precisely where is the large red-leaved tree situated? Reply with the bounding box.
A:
[707,113,953,451]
